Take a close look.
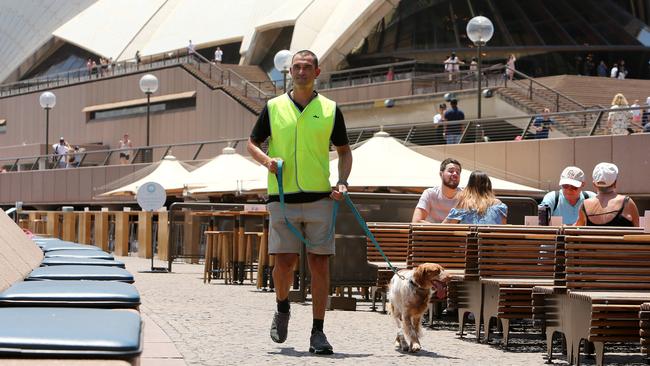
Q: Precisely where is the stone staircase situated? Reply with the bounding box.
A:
[219,64,279,95]
[495,83,593,137]
[181,63,266,114]
[496,75,650,137]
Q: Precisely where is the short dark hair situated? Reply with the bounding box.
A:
[439,103,446,109]
[292,50,319,68]
[440,158,461,172]
[450,99,458,105]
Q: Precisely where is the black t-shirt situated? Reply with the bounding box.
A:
[250,91,349,203]
[444,107,465,135]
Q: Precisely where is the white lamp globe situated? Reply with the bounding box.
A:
[139,74,159,94]
[274,50,293,72]
[466,16,494,45]
[39,91,56,109]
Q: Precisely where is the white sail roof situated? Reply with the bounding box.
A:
[98,155,193,197]
[329,131,541,194]
[185,147,266,195]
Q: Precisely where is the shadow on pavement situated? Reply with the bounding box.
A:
[269,347,371,359]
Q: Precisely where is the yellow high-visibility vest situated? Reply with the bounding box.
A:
[267,93,336,195]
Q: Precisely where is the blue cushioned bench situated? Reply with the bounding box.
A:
[44,250,115,260]
[27,265,135,283]
[0,211,143,364]
[0,307,142,357]
[0,281,140,308]
[34,240,105,252]
[41,257,126,268]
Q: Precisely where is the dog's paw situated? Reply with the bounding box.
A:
[409,342,421,353]
[399,336,409,352]
[394,334,402,348]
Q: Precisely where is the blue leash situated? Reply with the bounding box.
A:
[275,160,403,277]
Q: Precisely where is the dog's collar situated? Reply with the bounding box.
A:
[409,279,428,291]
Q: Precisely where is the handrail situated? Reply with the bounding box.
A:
[0,49,192,97]
[190,52,271,100]
[320,60,419,78]
[0,136,249,169]
[503,65,587,110]
[0,105,646,171]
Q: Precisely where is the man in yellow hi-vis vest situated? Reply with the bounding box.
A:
[247,50,352,355]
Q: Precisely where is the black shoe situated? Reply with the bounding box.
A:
[270,311,290,343]
[309,330,333,355]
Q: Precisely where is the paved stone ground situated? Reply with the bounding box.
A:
[122,256,648,366]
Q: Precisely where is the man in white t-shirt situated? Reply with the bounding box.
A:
[412,158,462,223]
[52,137,70,169]
[214,47,223,64]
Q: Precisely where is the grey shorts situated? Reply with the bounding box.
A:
[267,198,336,256]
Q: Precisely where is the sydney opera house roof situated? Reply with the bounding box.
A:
[0,0,396,83]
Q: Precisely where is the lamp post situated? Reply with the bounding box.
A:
[39,91,56,169]
[139,74,159,162]
[274,50,292,93]
[466,16,494,119]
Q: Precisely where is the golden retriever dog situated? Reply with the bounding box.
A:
[387,263,450,352]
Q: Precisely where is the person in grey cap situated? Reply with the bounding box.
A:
[540,166,595,224]
[574,162,639,227]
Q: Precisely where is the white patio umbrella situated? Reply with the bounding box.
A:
[185,147,267,195]
[97,155,194,197]
[329,131,541,195]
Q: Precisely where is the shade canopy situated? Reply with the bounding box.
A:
[98,155,194,197]
[185,147,267,195]
[329,131,541,195]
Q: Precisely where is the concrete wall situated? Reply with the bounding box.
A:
[0,65,258,164]
[414,133,650,195]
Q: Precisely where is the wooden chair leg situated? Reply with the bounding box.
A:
[203,235,211,284]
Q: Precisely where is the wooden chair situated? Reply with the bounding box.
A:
[640,302,650,359]
[366,222,411,313]
[473,226,560,346]
[409,223,475,326]
[243,231,263,284]
[562,234,650,365]
[532,227,648,365]
[203,230,233,284]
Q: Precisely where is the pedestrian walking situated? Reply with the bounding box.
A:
[247,49,352,355]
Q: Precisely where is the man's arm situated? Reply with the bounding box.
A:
[247,138,277,173]
[330,144,352,200]
[411,208,428,223]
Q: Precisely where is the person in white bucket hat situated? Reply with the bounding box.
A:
[574,162,639,227]
[540,166,595,224]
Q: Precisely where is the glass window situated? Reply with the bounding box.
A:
[0,120,6,134]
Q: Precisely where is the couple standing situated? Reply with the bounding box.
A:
[412,158,507,225]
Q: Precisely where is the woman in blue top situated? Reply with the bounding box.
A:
[443,171,508,224]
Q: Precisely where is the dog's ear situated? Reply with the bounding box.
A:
[412,265,426,287]
[424,263,442,283]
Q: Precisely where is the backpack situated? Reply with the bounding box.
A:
[553,190,589,212]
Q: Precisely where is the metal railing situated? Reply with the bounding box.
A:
[188,52,272,101]
[0,50,194,97]
[345,104,648,147]
[0,47,273,101]
[503,65,589,112]
[2,105,646,172]
[0,137,248,172]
